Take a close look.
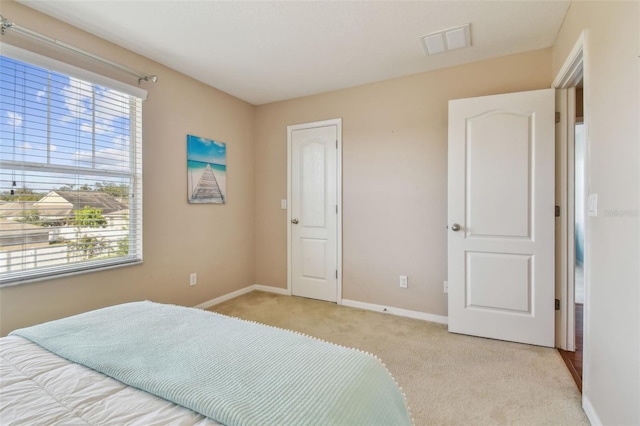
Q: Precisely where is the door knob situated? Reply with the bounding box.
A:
[451,223,461,231]
[291,218,299,224]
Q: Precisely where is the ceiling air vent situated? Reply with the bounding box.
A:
[421,23,471,55]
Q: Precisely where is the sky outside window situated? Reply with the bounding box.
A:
[0,55,132,194]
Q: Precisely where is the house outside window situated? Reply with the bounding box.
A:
[0,46,143,286]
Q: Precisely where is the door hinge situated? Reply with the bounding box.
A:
[336,205,338,214]
[555,112,561,124]
[336,270,338,279]
[336,139,338,149]
[555,299,560,311]
[555,205,560,217]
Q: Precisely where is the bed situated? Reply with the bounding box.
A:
[0,301,412,425]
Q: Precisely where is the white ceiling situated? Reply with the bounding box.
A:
[16,1,570,105]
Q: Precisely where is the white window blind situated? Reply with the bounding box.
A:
[0,46,143,286]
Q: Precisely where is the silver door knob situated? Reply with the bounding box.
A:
[291,218,299,224]
[451,223,461,231]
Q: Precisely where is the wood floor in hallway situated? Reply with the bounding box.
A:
[558,303,583,392]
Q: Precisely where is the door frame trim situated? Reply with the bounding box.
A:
[286,118,343,304]
[555,87,577,351]
[553,31,587,352]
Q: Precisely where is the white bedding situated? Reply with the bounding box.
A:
[0,335,221,425]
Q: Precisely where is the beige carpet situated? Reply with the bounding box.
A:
[210,291,588,426]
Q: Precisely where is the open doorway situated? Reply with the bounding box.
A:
[574,86,585,310]
[559,84,585,392]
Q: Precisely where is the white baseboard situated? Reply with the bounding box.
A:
[341,299,448,325]
[194,284,289,309]
[196,286,447,325]
[254,284,290,296]
[582,394,601,426]
[194,286,255,309]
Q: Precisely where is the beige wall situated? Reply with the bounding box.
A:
[0,1,256,335]
[553,2,639,424]
[2,4,638,423]
[255,49,552,316]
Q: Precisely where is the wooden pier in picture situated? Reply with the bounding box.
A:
[191,164,224,203]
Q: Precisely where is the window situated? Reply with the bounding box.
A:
[0,46,143,286]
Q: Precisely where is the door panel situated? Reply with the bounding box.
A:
[467,112,532,238]
[301,141,327,227]
[290,123,338,302]
[466,252,532,313]
[301,238,327,279]
[448,88,555,347]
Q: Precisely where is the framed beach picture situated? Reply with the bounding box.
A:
[187,135,227,204]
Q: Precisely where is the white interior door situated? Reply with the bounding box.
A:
[448,88,555,347]
[288,120,340,302]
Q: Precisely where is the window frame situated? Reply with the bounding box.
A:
[0,43,144,287]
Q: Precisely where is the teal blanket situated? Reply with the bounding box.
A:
[11,301,412,426]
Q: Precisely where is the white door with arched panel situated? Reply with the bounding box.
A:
[448,89,555,347]
[288,119,341,302]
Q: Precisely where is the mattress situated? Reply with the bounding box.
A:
[0,335,220,425]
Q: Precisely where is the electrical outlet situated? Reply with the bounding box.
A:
[189,273,197,286]
[399,275,408,289]
[444,280,448,293]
